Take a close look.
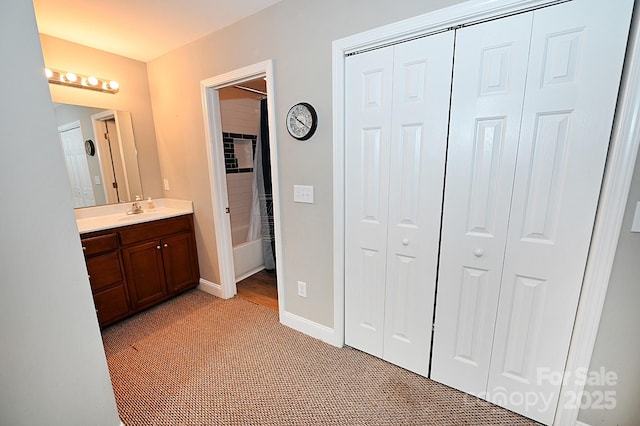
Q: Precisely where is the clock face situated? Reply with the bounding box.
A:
[286,102,317,140]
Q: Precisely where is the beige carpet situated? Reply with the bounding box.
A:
[102,290,538,425]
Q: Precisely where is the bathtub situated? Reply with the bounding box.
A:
[233,238,265,282]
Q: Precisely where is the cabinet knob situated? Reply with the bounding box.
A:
[157,245,161,250]
[163,243,168,248]
[473,248,484,257]
[401,238,409,246]
[82,246,87,251]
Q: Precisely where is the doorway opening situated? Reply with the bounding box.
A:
[219,79,278,311]
[90,110,143,205]
[200,60,284,314]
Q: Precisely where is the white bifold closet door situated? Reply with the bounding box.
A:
[344,32,454,376]
[430,11,533,395]
[431,0,633,424]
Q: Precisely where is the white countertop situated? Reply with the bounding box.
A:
[75,198,193,234]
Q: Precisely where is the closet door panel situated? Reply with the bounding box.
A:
[383,32,454,376]
[431,12,533,395]
[487,0,634,423]
[344,46,394,357]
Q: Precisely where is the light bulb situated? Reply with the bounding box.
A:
[45,68,53,79]
[108,80,119,90]
[65,72,77,82]
[87,76,99,86]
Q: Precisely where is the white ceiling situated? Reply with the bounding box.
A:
[32,0,283,62]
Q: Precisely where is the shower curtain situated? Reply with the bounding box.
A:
[247,98,275,270]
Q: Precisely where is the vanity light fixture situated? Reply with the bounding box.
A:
[45,68,120,94]
[63,72,77,83]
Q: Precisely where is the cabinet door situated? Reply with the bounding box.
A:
[162,233,199,294]
[122,240,167,308]
[431,12,533,396]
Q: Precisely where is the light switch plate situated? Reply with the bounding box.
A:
[632,202,640,232]
[297,281,307,298]
[294,185,314,204]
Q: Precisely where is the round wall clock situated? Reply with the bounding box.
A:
[84,139,95,156]
[286,102,318,141]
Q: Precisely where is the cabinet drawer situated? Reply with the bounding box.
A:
[87,252,124,292]
[119,215,192,246]
[94,284,129,327]
[82,233,118,256]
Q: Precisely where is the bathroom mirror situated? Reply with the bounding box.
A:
[53,102,143,208]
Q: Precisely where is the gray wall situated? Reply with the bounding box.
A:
[147,0,465,327]
[0,1,120,425]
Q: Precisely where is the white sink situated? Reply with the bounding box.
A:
[117,210,169,222]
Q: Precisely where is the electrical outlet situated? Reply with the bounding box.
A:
[163,178,170,191]
[297,281,307,298]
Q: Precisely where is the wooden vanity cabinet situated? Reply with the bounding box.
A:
[81,214,199,327]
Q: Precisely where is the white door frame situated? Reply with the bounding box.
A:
[90,109,142,204]
[332,0,640,425]
[90,112,117,204]
[200,60,285,311]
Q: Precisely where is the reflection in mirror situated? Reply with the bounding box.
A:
[53,103,143,208]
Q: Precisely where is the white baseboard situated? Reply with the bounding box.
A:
[198,278,227,299]
[199,276,340,349]
[199,278,340,348]
[575,422,591,426]
[280,310,340,347]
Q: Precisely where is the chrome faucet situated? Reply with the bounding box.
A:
[127,195,144,215]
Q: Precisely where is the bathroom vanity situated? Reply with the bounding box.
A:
[77,199,199,327]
